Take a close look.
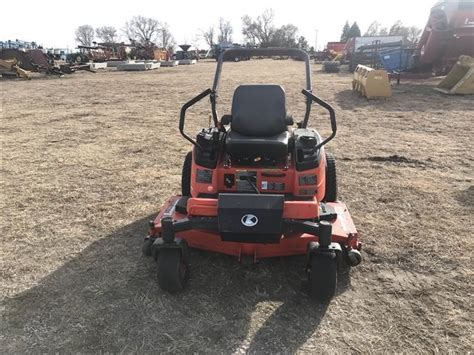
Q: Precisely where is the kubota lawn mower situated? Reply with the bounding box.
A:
[143,48,361,301]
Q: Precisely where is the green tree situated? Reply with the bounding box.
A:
[340,21,351,42]
[348,22,361,38]
[297,36,309,51]
[270,24,298,48]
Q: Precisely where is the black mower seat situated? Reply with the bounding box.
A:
[226,84,290,162]
[226,130,290,161]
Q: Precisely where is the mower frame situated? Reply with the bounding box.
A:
[145,47,361,300]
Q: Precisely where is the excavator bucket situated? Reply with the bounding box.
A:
[0,58,31,79]
[435,56,474,95]
[352,64,392,99]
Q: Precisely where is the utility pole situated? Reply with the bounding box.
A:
[315,29,318,51]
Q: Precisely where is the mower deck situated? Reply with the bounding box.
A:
[150,196,359,260]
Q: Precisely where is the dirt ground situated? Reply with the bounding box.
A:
[1,60,473,353]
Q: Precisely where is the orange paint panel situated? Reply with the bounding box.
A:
[152,196,359,258]
[187,197,318,219]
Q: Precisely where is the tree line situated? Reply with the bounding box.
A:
[75,11,422,51]
[202,10,310,50]
[75,10,311,52]
[74,16,175,51]
[340,20,422,43]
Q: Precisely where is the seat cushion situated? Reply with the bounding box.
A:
[231,85,287,137]
[226,130,290,162]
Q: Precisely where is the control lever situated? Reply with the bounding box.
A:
[241,175,260,194]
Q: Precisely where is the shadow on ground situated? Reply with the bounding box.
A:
[2,215,350,353]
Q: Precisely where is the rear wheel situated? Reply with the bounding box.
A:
[308,252,337,302]
[157,249,189,293]
[323,153,337,202]
[181,151,192,196]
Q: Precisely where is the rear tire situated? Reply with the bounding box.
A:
[309,252,337,302]
[181,151,192,196]
[157,249,189,293]
[323,153,337,202]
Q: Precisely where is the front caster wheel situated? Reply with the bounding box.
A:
[142,238,154,257]
[157,249,189,293]
[308,251,337,302]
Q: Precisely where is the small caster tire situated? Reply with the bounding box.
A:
[346,249,362,266]
[308,251,337,302]
[157,249,189,293]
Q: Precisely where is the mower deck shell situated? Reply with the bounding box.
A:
[151,196,359,259]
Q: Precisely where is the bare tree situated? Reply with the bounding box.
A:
[125,16,160,45]
[388,20,421,43]
[96,26,118,43]
[242,9,275,47]
[218,18,233,44]
[242,16,257,45]
[389,20,408,37]
[202,27,216,48]
[364,21,388,36]
[407,26,422,43]
[159,23,175,50]
[75,25,95,46]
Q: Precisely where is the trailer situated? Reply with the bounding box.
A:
[345,36,404,71]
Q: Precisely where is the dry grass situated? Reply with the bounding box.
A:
[1,60,473,353]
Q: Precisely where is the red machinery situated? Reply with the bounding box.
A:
[326,41,346,54]
[143,48,361,301]
[418,0,474,74]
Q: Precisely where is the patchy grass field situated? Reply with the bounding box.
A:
[1,60,472,353]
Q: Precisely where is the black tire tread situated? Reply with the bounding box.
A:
[309,253,338,302]
[157,249,187,293]
[142,239,153,257]
[323,153,337,202]
[181,151,192,196]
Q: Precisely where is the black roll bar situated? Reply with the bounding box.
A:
[179,88,212,150]
[212,47,312,92]
[301,89,337,149]
[178,48,337,150]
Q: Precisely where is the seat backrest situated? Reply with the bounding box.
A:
[231,84,287,137]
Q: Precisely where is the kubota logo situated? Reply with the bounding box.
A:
[241,214,258,227]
